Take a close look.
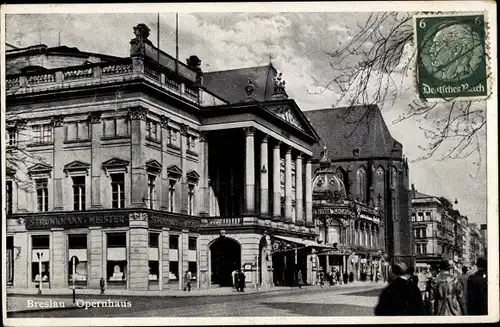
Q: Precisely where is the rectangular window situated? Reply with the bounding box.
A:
[36,179,49,212]
[148,261,159,281]
[169,235,179,250]
[188,237,197,251]
[422,229,427,238]
[148,174,156,210]
[188,184,195,215]
[111,173,125,209]
[411,213,416,222]
[146,119,158,141]
[32,124,52,144]
[168,180,176,213]
[72,176,86,211]
[104,118,129,138]
[149,233,159,248]
[168,128,179,147]
[6,180,13,214]
[188,136,196,152]
[169,261,179,281]
[188,262,197,279]
[68,234,88,285]
[417,212,423,222]
[7,129,17,146]
[106,233,127,283]
[66,121,90,141]
[31,235,50,282]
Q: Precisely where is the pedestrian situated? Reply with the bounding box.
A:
[432,260,463,315]
[319,271,324,287]
[407,266,418,287]
[456,266,469,314]
[349,271,354,283]
[238,269,246,292]
[336,270,341,285]
[99,277,105,295]
[374,262,425,316]
[235,270,241,291]
[297,270,304,289]
[343,271,348,284]
[467,257,488,315]
[183,270,192,292]
[232,269,238,289]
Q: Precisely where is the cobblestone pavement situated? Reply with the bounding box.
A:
[7,283,384,318]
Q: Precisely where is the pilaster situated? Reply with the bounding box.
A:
[88,227,103,289]
[272,141,281,219]
[52,116,64,210]
[284,147,292,222]
[90,112,103,208]
[51,228,67,288]
[128,212,149,290]
[305,158,313,226]
[129,107,148,208]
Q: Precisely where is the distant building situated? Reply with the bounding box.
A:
[410,185,456,268]
[305,106,413,270]
[469,223,486,265]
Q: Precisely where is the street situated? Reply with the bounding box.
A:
[8,284,383,318]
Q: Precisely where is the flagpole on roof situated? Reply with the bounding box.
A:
[157,13,161,79]
[175,12,179,77]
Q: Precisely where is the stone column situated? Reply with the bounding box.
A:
[161,228,170,289]
[89,227,103,289]
[13,231,28,288]
[272,141,281,218]
[180,124,189,214]
[284,147,293,221]
[90,112,103,209]
[260,135,269,216]
[160,116,170,210]
[129,107,148,208]
[244,127,256,215]
[51,228,67,288]
[295,154,304,224]
[128,212,149,290]
[305,158,313,226]
[199,132,210,216]
[52,116,64,210]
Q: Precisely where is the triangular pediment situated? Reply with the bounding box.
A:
[28,163,53,173]
[102,158,130,168]
[28,163,53,177]
[186,170,200,183]
[263,100,321,141]
[167,165,182,179]
[63,160,90,176]
[146,159,162,173]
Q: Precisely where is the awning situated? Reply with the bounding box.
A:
[271,235,334,254]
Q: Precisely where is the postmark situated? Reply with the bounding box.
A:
[415,13,488,100]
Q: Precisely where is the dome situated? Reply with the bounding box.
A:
[312,170,347,201]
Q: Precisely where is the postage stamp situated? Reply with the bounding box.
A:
[415,13,488,100]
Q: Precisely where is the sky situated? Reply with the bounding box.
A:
[4,11,489,224]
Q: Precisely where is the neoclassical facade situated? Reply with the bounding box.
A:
[5,24,329,291]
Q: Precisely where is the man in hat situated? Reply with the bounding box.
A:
[467,257,488,315]
[374,262,425,316]
[432,260,463,315]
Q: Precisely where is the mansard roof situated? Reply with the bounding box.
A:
[304,105,402,161]
[204,65,278,103]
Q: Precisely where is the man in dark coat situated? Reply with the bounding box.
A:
[432,260,463,316]
[343,272,348,284]
[457,266,469,314]
[374,262,425,316]
[349,272,354,283]
[467,257,488,315]
[407,266,419,287]
[238,269,246,292]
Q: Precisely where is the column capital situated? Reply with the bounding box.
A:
[285,145,292,154]
[261,134,269,143]
[88,111,102,124]
[273,140,281,149]
[51,115,64,127]
[128,106,148,121]
[296,152,303,160]
[244,126,255,136]
[199,131,208,142]
[160,115,170,128]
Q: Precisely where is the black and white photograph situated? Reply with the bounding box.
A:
[1,2,498,325]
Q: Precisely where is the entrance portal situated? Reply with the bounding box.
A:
[210,237,241,286]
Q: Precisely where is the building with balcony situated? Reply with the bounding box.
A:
[469,223,486,266]
[5,24,325,291]
[410,185,458,269]
[305,106,413,274]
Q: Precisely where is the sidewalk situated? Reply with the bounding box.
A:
[7,281,385,298]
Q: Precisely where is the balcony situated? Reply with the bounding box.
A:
[201,216,244,226]
[6,59,200,106]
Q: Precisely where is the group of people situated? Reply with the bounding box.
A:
[374,257,488,316]
[232,269,247,292]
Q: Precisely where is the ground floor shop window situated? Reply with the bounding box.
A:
[7,236,14,286]
[188,262,197,281]
[68,234,88,287]
[169,261,179,282]
[32,235,50,285]
[148,232,160,289]
[107,233,127,287]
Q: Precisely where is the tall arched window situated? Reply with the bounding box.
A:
[356,167,367,202]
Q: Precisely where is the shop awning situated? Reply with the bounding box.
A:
[272,235,334,253]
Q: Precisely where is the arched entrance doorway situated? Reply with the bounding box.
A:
[210,237,241,286]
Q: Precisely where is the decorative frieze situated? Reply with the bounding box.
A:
[129,212,148,221]
[51,115,64,127]
[160,115,170,128]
